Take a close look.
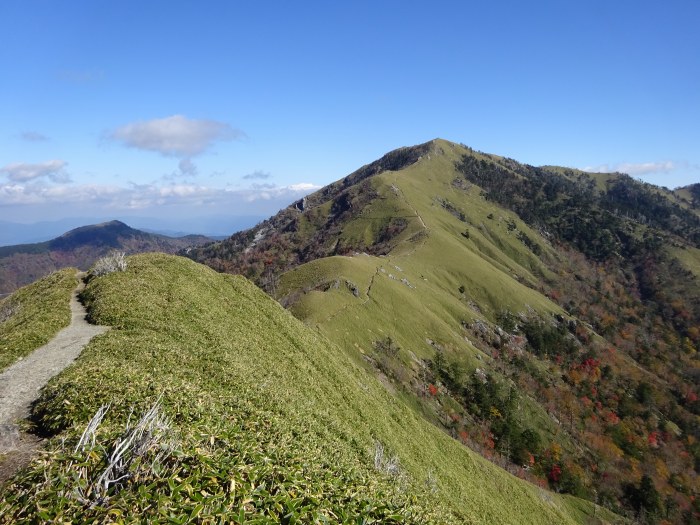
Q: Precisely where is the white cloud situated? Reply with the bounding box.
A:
[616,161,675,176]
[0,182,120,205]
[287,182,319,192]
[242,182,321,202]
[157,184,205,198]
[0,180,321,212]
[0,160,70,182]
[583,161,675,176]
[582,164,608,173]
[109,115,244,157]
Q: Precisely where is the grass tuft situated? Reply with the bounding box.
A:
[71,399,177,508]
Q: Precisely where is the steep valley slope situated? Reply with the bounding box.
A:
[189,139,700,522]
[0,253,611,523]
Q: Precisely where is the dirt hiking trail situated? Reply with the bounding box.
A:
[0,274,108,481]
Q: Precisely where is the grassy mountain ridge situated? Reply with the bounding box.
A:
[0,220,211,294]
[0,254,610,523]
[0,268,77,371]
[186,141,433,285]
[190,139,699,522]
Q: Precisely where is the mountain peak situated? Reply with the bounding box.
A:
[95,219,129,228]
[0,221,211,293]
[50,220,137,248]
[187,140,700,521]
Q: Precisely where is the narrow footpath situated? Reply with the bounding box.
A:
[0,275,108,481]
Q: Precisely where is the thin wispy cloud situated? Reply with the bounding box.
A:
[109,115,244,158]
[56,68,105,84]
[0,160,70,183]
[20,131,49,142]
[243,170,271,180]
[250,182,276,190]
[583,161,676,176]
[0,179,321,211]
[178,158,198,177]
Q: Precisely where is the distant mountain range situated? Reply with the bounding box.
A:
[0,220,212,294]
[0,215,263,247]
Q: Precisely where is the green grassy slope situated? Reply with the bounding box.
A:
[0,268,77,371]
[672,245,700,278]
[272,140,700,522]
[673,184,700,214]
[281,140,561,321]
[279,140,564,371]
[277,141,575,468]
[185,139,698,521]
[0,254,612,524]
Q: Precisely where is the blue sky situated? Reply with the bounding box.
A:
[1,0,699,231]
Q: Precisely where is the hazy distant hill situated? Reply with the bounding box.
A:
[0,220,211,294]
[189,139,700,522]
[0,215,264,246]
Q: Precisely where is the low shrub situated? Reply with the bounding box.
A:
[91,252,127,277]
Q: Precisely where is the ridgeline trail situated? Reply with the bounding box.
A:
[0,274,108,481]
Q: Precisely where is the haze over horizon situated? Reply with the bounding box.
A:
[2,0,699,229]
